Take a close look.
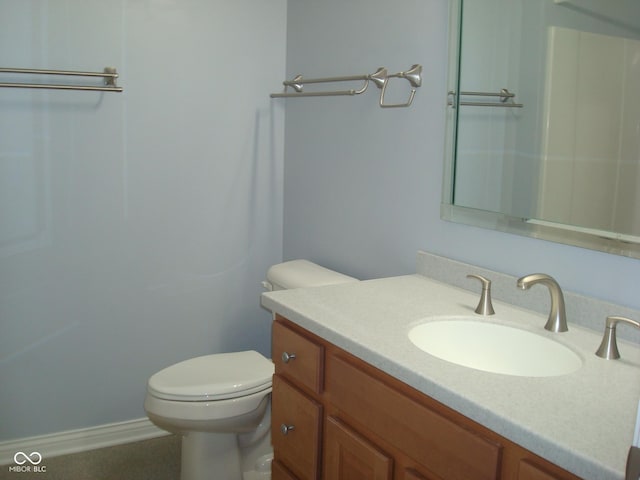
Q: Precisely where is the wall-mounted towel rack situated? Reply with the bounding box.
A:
[271,64,422,108]
[448,89,523,108]
[0,67,123,92]
[272,67,388,97]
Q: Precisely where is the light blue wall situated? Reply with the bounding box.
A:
[0,0,286,441]
[282,0,640,311]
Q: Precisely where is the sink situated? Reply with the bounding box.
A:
[408,316,582,377]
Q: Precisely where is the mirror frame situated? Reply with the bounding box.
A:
[440,0,640,259]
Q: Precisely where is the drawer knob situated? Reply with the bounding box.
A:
[281,351,297,363]
[280,423,295,435]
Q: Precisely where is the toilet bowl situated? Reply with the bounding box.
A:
[144,260,358,480]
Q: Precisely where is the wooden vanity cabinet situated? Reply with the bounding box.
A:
[271,315,582,480]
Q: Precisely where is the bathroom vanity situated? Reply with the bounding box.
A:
[272,315,582,480]
[262,264,640,479]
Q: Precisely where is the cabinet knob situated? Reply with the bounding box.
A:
[281,351,297,363]
[280,423,295,435]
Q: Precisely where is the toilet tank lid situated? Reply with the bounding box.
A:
[266,259,358,290]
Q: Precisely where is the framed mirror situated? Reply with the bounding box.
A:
[441,0,640,258]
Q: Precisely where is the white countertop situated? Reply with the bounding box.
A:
[262,274,640,480]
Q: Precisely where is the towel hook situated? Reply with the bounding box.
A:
[378,64,422,108]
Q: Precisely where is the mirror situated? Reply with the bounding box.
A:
[442,0,640,258]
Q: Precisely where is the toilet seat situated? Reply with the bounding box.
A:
[147,350,274,402]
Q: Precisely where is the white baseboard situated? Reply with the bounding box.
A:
[0,418,168,466]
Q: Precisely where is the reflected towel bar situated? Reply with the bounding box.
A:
[0,67,123,92]
[448,88,523,108]
[455,101,523,108]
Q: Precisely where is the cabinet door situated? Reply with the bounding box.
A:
[517,460,572,480]
[272,375,322,480]
[323,416,392,480]
[272,459,300,480]
[402,469,431,480]
[326,353,501,480]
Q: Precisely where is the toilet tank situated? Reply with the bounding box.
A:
[263,259,358,291]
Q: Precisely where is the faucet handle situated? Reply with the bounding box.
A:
[466,274,495,316]
[595,316,640,360]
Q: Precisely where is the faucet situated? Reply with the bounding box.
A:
[516,273,568,332]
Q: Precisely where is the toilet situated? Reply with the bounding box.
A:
[144,260,358,480]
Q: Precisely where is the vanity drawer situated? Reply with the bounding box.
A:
[273,319,323,394]
[271,375,322,480]
[326,353,502,480]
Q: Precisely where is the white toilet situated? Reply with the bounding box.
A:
[144,260,357,480]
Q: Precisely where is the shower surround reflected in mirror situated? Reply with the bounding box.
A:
[441,0,640,258]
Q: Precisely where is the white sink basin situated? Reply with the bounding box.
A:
[408,316,582,377]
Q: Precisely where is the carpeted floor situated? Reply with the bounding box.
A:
[0,435,180,480]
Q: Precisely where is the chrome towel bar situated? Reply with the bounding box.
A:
[0,67,123,92]
[271,64,422,108]
[271,67,386,98]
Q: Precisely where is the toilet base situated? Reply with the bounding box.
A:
[181,431,241,480]
[242,453,272,479]
[179,432,272,480]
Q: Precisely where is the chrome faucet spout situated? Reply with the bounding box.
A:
[517,273,568,332]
